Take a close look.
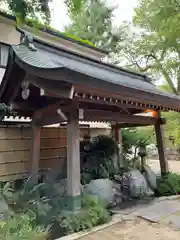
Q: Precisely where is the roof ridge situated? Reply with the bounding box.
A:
[0,10,106,54]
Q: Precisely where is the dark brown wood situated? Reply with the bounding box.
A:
[84,109,157,124]
[40,85,74,99]
[28,117,41,183]
[33,104,67,126]
[115,119,166,128]
[154,113,169,174]
[12,60,180,112]
[74,96,145,111]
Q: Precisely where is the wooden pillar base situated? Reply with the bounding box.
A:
[65,195,81,212]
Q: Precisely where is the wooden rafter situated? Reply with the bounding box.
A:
[74,92,180,113]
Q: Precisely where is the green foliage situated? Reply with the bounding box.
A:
[64,0,85,16]
[65,0,123,52]
[59,195,111,234]
[0,103,14,120]
[162,111,180,150]
[122,127,155,155]
[23,17,95,47]
[80,135,119,184]
[1,179,62,227]
[85,135,119,158]
[131,0,180,94]
[0,213,49,240]
[156,172,180,196]
[0,8,95,47]
[3,0,51,24]
[133,0,180,48]
[1,178,111,238]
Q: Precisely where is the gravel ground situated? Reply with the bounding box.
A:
[147,159,180,174]
[79,159,180,240]
[80,218,180,240]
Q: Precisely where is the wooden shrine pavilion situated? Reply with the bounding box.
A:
[0,31,180,211]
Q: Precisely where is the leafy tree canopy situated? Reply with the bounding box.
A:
[131,0,180,94]
[65,0,124,52]
[122,126,155,154]
[1,0,51,24]
[1,0,85,25]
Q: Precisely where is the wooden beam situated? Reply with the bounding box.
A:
[84,109,157,124]
[75,94,148,111]
[115,119,166,128]
[34,104,67,126]
[40,85,74,99]
[115,123,150,128]
[67,101,81,211]
[154,113,169,174]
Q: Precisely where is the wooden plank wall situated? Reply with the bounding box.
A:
[0,126,90,181]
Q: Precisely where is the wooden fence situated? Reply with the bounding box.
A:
[0,125,90,181]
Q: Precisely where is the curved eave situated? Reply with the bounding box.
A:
[0,46,63,104]
[1,45,180,113]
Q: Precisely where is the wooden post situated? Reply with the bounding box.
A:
[154,116,169,175]
[29,117,41,184]
[67,101,81,211]
[111,124,124,168]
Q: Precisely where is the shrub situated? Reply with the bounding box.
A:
[0,213,49,240]
[80,135,119,184]
[59,195,111,234]
[1,180,111,238]
[1,179,64,227]
[156,172,180,196]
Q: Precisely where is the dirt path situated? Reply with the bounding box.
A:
[79,160,180,240]
[147,160,180,174]
[80,218,180,240]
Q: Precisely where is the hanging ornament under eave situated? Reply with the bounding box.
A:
[21,88,30,100]
[21,80,30,100]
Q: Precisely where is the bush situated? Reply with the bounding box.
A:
[59,195,111,234]
[156,172,180,196]
[80,135,119,184]
[0,213,49,240]
[1,179,65,235]
[1,180,111,238]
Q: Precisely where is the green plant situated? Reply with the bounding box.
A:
[156,172,180,196]
[59,195,111,234]
[80,135,119,184]
[0,213,49,240]
[1,179,65,227]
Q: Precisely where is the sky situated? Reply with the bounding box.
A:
[51,0,139,31]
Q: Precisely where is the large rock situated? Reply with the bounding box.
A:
[121,169,150,198]
[83,179,115,206]
[143,164,157,190]
[0,195,10,217]
[112,182,123,206]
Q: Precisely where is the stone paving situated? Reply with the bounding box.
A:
[78,196,180,240]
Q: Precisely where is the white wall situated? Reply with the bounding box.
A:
[0,18,20,45]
